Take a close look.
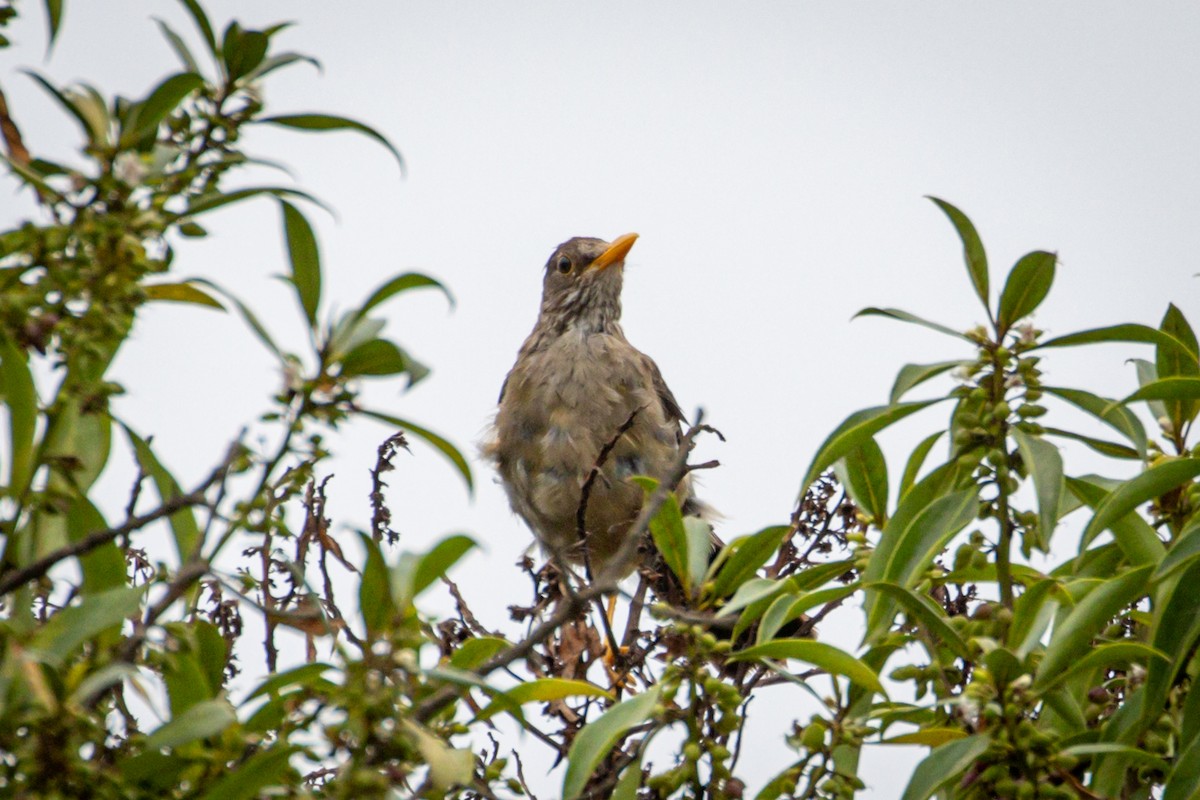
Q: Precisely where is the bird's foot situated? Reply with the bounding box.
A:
[603,644,635,693]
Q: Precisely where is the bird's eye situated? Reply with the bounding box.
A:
[556,256,572,274]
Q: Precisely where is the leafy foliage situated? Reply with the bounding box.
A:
[2,4,1200,800]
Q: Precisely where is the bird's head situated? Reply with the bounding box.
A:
[538,233,638,333]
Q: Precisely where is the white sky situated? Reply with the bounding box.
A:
[4,2,1200,797]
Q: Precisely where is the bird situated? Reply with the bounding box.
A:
[485,233,700,580]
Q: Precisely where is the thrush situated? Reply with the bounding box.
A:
[486,233,700,579]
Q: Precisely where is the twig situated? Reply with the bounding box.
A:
[370,432,408,544]
[575,407,643,546]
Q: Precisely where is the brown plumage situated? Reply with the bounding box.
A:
[485,234,696,576]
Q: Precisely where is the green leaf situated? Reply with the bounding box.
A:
[853,307,970,342]
[757,583,858,645]
[189,279,281,359]
[798,400,943,497]
[67,499,124,593]
[899,735,989,800]
[358,534,394,636]
[43,0,63,52]
[197,745,297,800]
[358,271,454,317]
[1132,358,1170,423]
[403,720,474,791]
[144,281,225,310]
[563,686,662,800]
[175,0,218,57]
[1156,303,1200,433]
[280,200,321,328]
[1043,386,1147,457]
[1009,578,1068,656]
[612,752,644,800]
[729,640,884,695]
[0,337,37,497]
[411,534,476,598]
[721,577,789,620]
[1041,427,1139,460]
[1069,475,1163,564]
[835,438,888,526]
[121,425,202,562]
[864,489,978,637]
[646,491,690,592]
[1011,428,1063,553]
[154,18,201,73]
[69,663,141,708]
[339,338,410,378]
[890,360,966,404]
[683,517,712,593]
[147,698,236,749]
[222,25,268,82]
[361,409,473,494]
[448,637,508,671]
[929,197,989,313]
[1119,376,1200,406]
[1164,731,1200,800]
[709,525,789,599]
[22,70,102,145]
[29,585,145,665]
[882,728,967,746]
[1039,323,1197,360]
[1142,560,1200,728]
[996,250,1056,331]
[123,72,204,146]
[178,186,329,220]
[260,113,405,173]
[899,431,944,499]
[1080,460,1200,554]
[1034,564,1153,688]
[476,678,611,721]
[246,662,334,701]
[1153,518,1200,582]
[865,582,971,661]
[1036,642,1168,691]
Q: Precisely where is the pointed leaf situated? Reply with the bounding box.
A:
[1153,518,1200,582]
[144,281,225,310]
[1041,427,1138,460]
[121,425,202,561]
[1119,376,1200,405]
[175,0,218,56]
[197,745,298,800]
[476,678,611,721]
[0,337,37,497]
[155,18,201,73]
[1036,642,1167,691]
[997,251,1056,331]
[563,686,662,800]
[1034,564,1153,687]
[412,534,476,598]
[358,534,394,635]
[798,400,943,497]
[1142,560,1200,728]
[928,197,989,312]
[710,525,789,599]
[890,360,966,404]
[260,113,404,173]
[729,640,884,695]
[22,70,100,144]
[339,339,409,378]
[124,72,204,145]
[279,200,321,328]
[899,431,944,499]
[43,0,63,51]
[835,438,889,526]
[854,307,970,341]
[1012,428,1063,552]
[147,699,236,749]
[31,585,146,665]
[1080,459,1200,551]
[1132,358,1169,422]
[1068,476,1165,565]
[189,279,281,359]
[357,272,454,317]
[1043,385,1147,457]
[361,410,472,493]
[899,735,991,800]
[1039,323,1197,360]
[865,582,971,660]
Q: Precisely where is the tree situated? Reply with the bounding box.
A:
[2,3,1200,798]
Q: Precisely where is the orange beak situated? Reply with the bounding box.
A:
[589,233,639,272]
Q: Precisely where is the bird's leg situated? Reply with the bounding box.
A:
[596,592,634,693]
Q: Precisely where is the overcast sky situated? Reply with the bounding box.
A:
[4,3,1200,796]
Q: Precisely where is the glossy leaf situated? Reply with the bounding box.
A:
[899,431,944,499]
[476,678,611,721]
[1119,376,1200,406]
[854,307,970,342]
[757,583,859,645]
[865,582,971,660]
[361,409,473,493]
[1034,564,1153,687]
[122,425,202,562]
[1043,386,1147,457]
[1039,322,1197,359]
[0,337,37,497]
[709,525,789,599]
[146,699,236,749]
[358,271,454,317]
[798,400,942,497]
[280,200,321,328]
[260,113,405,173]
[1036,642,1167,691]
[197,745,298,800]
[123,72,204,145]
[1142,560,1200,729]
[889,360,966,404]
[1041,426,1138,460]
[899,734,990,800]
[563,686,662,800]
[1012,428,1063,552]
[729,640,885,695]
[30,585,146,665]
[1152,518,1200,582]
[144,281,225,310]
[835,438,888,526]
[1079,460,1200,553]
[997,250,1056,331]
[929,197,989,313]
[646,491,690,592]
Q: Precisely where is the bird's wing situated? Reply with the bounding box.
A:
[641,354,685,428]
